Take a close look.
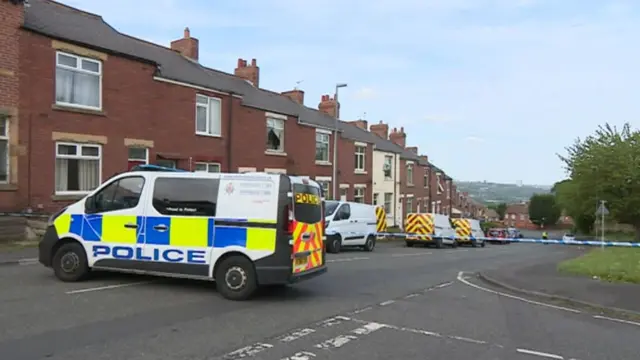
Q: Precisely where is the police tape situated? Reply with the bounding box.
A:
[371,233,640,247]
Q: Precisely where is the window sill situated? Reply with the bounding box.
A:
[195,132,222,138]
[265,150,287,157]
[52,104,106,116]
[52,193,87,201]
[354,170,367,175]
[407,184,415,187]
[0,183,18,192]
[315,161,332,166]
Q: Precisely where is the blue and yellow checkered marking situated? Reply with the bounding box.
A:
[54,214,277,251]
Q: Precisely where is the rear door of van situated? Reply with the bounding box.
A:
[290,181,325,274]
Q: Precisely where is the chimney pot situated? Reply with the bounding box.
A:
[184,27,190,38]
[251,58,257,66]
[234,58,260,87]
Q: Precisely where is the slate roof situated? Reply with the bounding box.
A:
[23,0,450,170]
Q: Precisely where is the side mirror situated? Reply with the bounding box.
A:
[85,195,96,213]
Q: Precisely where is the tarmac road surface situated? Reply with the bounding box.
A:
[0,241,636,360]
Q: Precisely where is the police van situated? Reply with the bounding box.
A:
[38,168,327,300]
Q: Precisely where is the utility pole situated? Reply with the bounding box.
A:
[332,83,347,200]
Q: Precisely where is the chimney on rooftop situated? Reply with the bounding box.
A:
[282,89,305,104]
[389,127,407,148]
[170,27,199,61]
[348,120,368,130]
[318,94,338,118]
[370,121,389,139]
[406,146,418,154]
[234,58,260,87]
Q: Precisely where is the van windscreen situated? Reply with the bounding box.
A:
[293,184,322,224]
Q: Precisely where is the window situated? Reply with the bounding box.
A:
[340,187,348,200]
[195,94,222,136]
[373,193,379,205]
[0,117,8,183]
[92,176,145,213]
[55,143,101,194]
[153,177,219,216]
[354,187,365,203]
[194,162,221,173]
[383,155,393,179]
[293,184,322,223]
[315,132,330,162]
[446,181,450,199]
[55,52,102,109]
[316,180,330,198]
[266,117,285,152]
[436,174,442,194]
[156,159,176,169]
[423,172,429,188]
[406,198,413,214]
[384,193,393,214]
[335,203,351,221]
[406,164,414,185]
[520,214,525,221]
[127,147,148,170]
[354,145,366,171]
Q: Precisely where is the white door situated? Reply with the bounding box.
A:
[396,198,404,230]
[340,188,347,201]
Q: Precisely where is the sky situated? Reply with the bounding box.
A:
[60,0,639,186]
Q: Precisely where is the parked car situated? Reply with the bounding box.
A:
[562,233,576,241]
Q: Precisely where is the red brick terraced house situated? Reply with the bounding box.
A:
[0,0,380,213]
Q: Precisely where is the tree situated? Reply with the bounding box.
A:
[558,123,640,241]
[553,179,596,234]
[528,193,561,227]
[489,202,507,220]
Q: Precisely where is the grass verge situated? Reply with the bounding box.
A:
[558,248,640,284]
[0,239,39,252]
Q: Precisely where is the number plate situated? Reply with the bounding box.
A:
[294,257,308,267]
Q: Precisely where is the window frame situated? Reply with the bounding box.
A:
[383,193,393,214]
[127,147,149,170]
[0,116,8,184]
[55,141,102,195]
[195,94,222,137]
[436,174,442,194]
[354,145,366,171]
[383,155,393,180]
[406,197,413,214]
[423,172,429,188]
[354,187,365,203]
[315,131,330,162]
[406,164,414,185]
[266,117,285,153]
[55,51,103,111]
[194,162,221,173]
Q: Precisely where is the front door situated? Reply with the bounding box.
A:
[340,188,347,201]
[86,175,147,268]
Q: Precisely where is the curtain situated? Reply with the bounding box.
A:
[0,139,7,182]
[55,159,69,192]
[55,158,99,192]
[55,68,100,108]
[79,159,99,191]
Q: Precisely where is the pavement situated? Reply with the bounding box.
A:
[480,248,640,315]
[0,241,638,360]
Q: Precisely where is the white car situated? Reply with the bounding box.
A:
[562,233,576,241]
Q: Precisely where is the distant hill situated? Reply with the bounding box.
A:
[455,181,551,205]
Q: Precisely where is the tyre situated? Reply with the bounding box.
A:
[471,239,478,248]
[363,235,376,252]
[215,255,258,301]
[451,240,458,248]
[481,240,486,248]
[435,238,443,249]
[52,242,90,282]
[328,235,342,254]
[405,241,414,247]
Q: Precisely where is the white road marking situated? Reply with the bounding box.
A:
[379,300,395,306]
[326,257,369,263]
[223,343,273,359]
[435,281,453,289]
[404,293,420,299]
[516,348,564,359]
[593,315,640,327]
[351,306,373,314]
[65,281,154,294]
[448,335,487,344]
[314,335,357,349]
[280,351,316,360]
[456,271,581,313]
[351,322,387,335]
[278,328,316,343]
[317,316,351,327]
[391,252,432,257]
[18,258,38,265]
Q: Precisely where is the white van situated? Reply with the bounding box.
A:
[432,214,457,247]
[323,201,377,253]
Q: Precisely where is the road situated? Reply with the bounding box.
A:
[0,242,637,360]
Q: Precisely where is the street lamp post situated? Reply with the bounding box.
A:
[332,83,347,200]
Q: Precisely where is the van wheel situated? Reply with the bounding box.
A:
[215,255,258,301]
[52,242,90,282]
[328,235,342,254]
[405,241,414,247]
[471,240,478,248]
[481,241,486,248]
[364,236,376,252]
[451,240,458,248]
[435,238,443,249]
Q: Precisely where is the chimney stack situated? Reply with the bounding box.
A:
[406,146,418,154]
[318,94,338,118]
[282,89,305,104]
[234,58,260,87]
[389,127,407,148]
[170,27,199,61]
[348,120,368,130]
[418,155,428,164]
[370,120,389,139]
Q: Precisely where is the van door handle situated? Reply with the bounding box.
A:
[154,225,168,232]
[124,223,138,229]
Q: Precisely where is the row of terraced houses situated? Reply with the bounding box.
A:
[0,0,488,227]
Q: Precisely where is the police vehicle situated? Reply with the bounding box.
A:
[38,166,327,300]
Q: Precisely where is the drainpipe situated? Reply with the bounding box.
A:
[393,154,398,227]
[226,93,234,171]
